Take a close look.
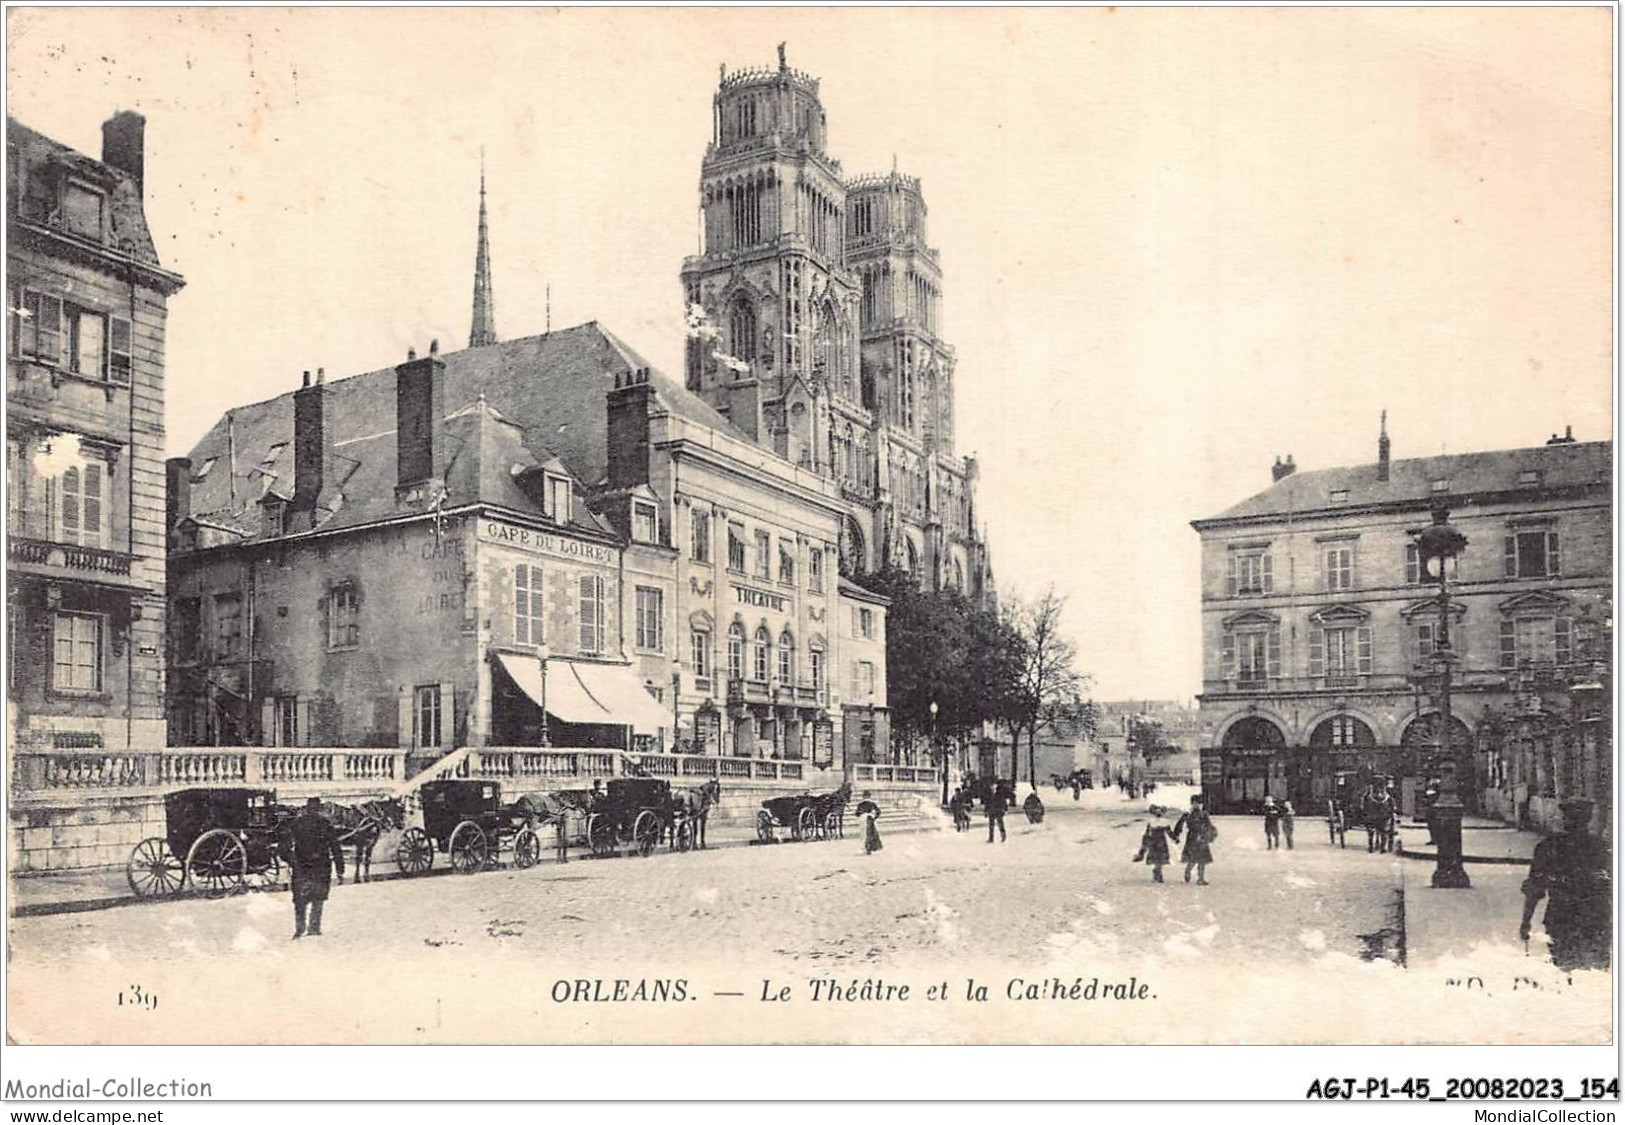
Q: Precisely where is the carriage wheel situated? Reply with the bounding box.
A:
[254,853,283,892]
[795,806,816,841]
[396,827,434,875]
[586,813,616,857]
[631,811,662,857]
[127,837,183,898]
[186,829,248,898]
[674,818,696,853]
[824,810,842,840]
[513,826,541,870]
[755,809,775,842]
[448,822,489,875]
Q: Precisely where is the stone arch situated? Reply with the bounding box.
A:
[1221,715,1286,750]
[1213,709,1291,749]
[1400,712,1473,751]
[1306,713,1378,750]
[839,513,866,575]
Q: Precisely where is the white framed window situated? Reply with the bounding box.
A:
[51,611,102,693]
[547,475,572,524]
[727,621,745,680]
[108,316,132,382]
[754,530,771,579]
[752,626,771,682]
[691,628,711,679]
[727,523,746,573]
[414,684,443,749]
[851,660,876,699]
[215,593,244,659]
[1226,549,1273,596]
[1221,621,1281,685]
[275,696,300,748]
[1323,545,1355,591]
[54,458,106,547]
[1308,624,1372,679]
[327,584,359,649]
[632,501,658,544]
[68,307,106,379]
[778,630,794,683]
[809,647,825,690]
[808,546,824,593]
[1517,469,1542,487]
[857,607,874,639]
[1504,529,1561,579]
[691,508,711,563]
[15,289,62,363]
[635,586,664,652]
[778,541,795,585]
[173,597,201,663]
[578,574,607,653]
[1500,616,1572,669]
[514,564,544,646]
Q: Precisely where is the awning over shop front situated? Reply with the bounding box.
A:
[495,653,669,737]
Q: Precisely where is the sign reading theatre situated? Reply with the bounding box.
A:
[481,519,618,566]
[733,584,788,613]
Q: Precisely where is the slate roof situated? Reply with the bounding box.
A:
[1197,441,1612,526]
[7,118,166,273]
[184,321,743,543]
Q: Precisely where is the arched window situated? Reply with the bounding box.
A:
[839,514,865,575]
[778,629,795,684]
[904,538,920,581]
[727,621,745,681]
[1308,716,1376,749]
[727,297,756,370]
[753,626,771,682]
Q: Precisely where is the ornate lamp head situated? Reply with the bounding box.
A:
[1416,507,1468,581]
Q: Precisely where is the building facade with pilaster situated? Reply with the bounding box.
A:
[1191,421,1611,835]
[6,113,185,753]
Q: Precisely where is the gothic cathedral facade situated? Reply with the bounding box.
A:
[680,49,993,601]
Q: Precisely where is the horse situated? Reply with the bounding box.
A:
[1359,790,1397,854]
[672,779,722,849]
[809,780,853,839]
[319,798,406,884]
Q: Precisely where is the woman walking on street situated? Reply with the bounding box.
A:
[1173,795,1218,885]
[1133,805,1175,883]
[1281,799,1296,850]
[1262,796,1282,850]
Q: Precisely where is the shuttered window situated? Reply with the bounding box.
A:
[514,564,544,646]
[1505,530,1561,578]
[578,575,606,653]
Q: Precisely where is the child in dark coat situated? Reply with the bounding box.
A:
[1133,805,1174,882]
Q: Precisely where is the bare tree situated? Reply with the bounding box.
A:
[1008,587,1088,791]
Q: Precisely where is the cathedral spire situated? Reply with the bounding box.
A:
[469,152,497,348]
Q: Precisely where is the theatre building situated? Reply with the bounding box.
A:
[167,344,668,756]
[1192,422,1611,825]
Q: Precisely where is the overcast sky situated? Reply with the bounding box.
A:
[7,8,1613,702]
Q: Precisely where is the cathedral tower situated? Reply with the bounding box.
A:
[680,45,860,469]
[469,159,497,348]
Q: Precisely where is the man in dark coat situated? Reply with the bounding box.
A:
[1521,798,1611,972]
[985,782,1008,843]
[283,797,346,939]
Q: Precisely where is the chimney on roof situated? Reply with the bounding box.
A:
[1547,425,1576,446]
[165,457,192,538]
[291,368,333,531]
[396,345,447,492]
[1377,410,1391,482]
[607,366,656,493]
[1272,454,1296,483]
[101,110,146,195]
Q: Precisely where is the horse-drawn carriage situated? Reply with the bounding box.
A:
[756,782,850,843]
[586,777,689,857]
[126,788,288,898]
[395,779,543,875]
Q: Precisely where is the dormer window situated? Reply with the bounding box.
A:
[1329,489,1349,505]
[262,499,286,539]
[546,475,571,524]
[61,181,106,240]
[1518,469,1542,487]
[1431,478,1451,493]
[631,500,658,544]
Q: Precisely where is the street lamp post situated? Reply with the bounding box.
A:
[671,658,683,754]
[1418,508,1471,889]
[930,699,943,805]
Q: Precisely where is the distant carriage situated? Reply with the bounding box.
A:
[756,782,851,843]
[126,788,288,899]
[394,779,544,876]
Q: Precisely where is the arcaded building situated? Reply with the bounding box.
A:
[1191,421,1611,833]
[679,47,993,600]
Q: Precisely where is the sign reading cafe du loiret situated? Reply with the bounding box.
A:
[480,518,618,565]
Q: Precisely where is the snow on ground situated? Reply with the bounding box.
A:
[6,801,1608,1045]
